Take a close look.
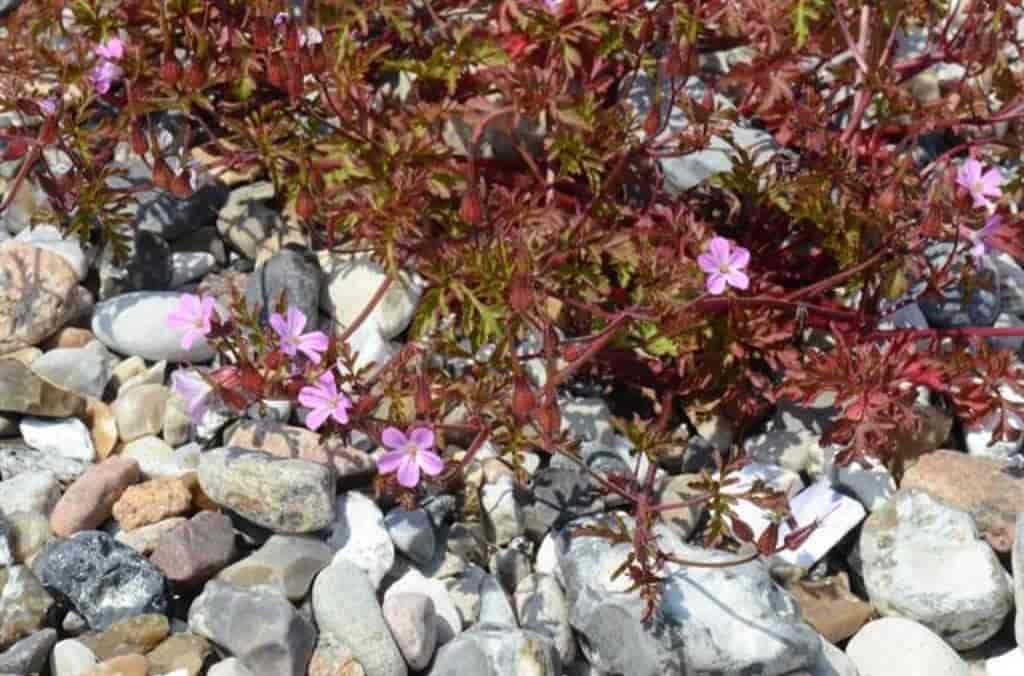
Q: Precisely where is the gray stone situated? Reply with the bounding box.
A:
[859,489,1012,650]
[0,627,57,674]
[0,444,87,483]
[216,183,282,260]
[477,574,517,627]
[217,534,332,601]
[481,477,525,546]
[385,567,463,646]
[0,514,13,566]
[0,357,87,418]
[384,507,436,566]
[382,593,437,671]
[1014,512,1024,647]
[189,580,315,676]
[313,560,407,676]
[98,230,172,299]
[5,510,53,564]
[199,447,336,533]
[918,242,1001,328]
[171,251,217,288]
[0,566,55,651]
[428,624,559,676]
[172,226,228,266]
[805,638,859,676]
[32,530,168,630]
[326,492,394,588]
[527,467,602,534]
[92,292,216,362]
[19,416,95,463]
[245,247,321,324]
[208,657,256,676]
[150,511,237,587]
[846,617,967,676]
[135,184,229,242]
[29,341,117,399]
[0,469,61,516]
[514,574,574,664]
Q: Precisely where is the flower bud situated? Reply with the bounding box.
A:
[152,158,173,189]
[459,188,482,224]
[185,60,205,90]
[509,274,532,313]
[267,54,287,89]
[643,104,661,137]
[287,60,303,99]
[160,55,182,87]
[131,121,149,155]
[1,139,28,161]
[170,171,194,199]
[295,187,315,220]
[252,16,271,49]
[415,374,432,417]
[511,375,537,421]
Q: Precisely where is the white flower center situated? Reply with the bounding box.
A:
[405,442,420,457]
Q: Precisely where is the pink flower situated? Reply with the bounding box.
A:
[38,98,57,116]
[167,294,216,350]
[95,37,125,61]
[960,214,1004,263]
[273,12,290,27]
[299,27,323,47]
[171,369,213,425]
[377,426,444,488]
[297,370,352,431]
[270,307,329,364]
[89,60,124,95]
[698,237,750,295]
[957,158,1003,209]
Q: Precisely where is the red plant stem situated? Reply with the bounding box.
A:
[867,326,1024,341]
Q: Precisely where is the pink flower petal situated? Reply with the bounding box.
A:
[376,450,407,474]
[269,312,289,339]
[958,159,981,188]
[305,406,330,431]
[181,328,203,350]
[981,168,1003,194]
[396,455,421,487]
[381,426,408,451]
[417,450,445,477]
[708,237,732,265]
[317,369,336,390]
[286,307,307,336]
[725,269,749,290]
[706,273,727,295]
[697,253,718,275]
[728,247,750,269]
[409,426,435,451]
[298,385,331,409]
[331,398,350,425]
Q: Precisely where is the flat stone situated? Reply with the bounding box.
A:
[0,627,57,674]
[514,574,574,664]
[902,450,1024,553]
[119,436,183,479]
[170,251,217,288]
[784,572,872,644]
[217,534,332,601]
[114,516,187,555]
[384,568,462,646]
[846,617,968,676]
[326,492,394,588]
[428,624,559,676]
[381,593,437,671]
[384,507,436,566]
[317,252,421,340]
[112,384,170,443]
[0,566,54,650]
[52,639,99,676]
[50,457,140,537]
[91,292,215,363]
[0,443,87,483]
[198,447,336,533]
[150,511,236,586]
[189,580,315,676]
[773,480,866,569]
[0,357,86,417]
[20,416,96,463]
[79,614,169,660]
[0,469,60,516]
[0,241,79,355]
[859,489,1012,650]
[225,420,375,477]
[147,633,211,676]
[30,341,117,400]
[112,477,192,530]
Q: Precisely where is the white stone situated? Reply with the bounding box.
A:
[823,445,896,511]
[846,618,968,676]
[334,319,398,379]
[0,470,61,517]
[535,533,566,577]
[20,416,96,463]
[773,480,866,569]
[207,658,256,676]
[170,251,217,288]
[14,225,89,281]
[327,491,395,589]
[560,397,616,446]
[481,476,525,546]
[877,302,929,331]
[859,489,1013,650]
[51,639,98,676]
[383,567,462,645]
[29,341,117,400]
[987,648,1024,676]
[965,410,1024,459]
[717,462,803,540]
[317,251,422,340]
[990,313,1024,351]
[514,574,574,664]
[91,291,216,362]
[808,638,859,676]
[121,436,188,478]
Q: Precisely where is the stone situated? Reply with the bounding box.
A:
[172,226,228,266]
[20,416,96,463]
[772,480,866,569]
[514,574,574,664]
[198,447,335,533]
[147,633,211,676]
[117,360,166,395]
[784,572,873,644]
[84,398,118,460]
[987,648,1024,676]
[806,638,860,676]
[50,457,140,537]
[0,241,79,355]
[313,560,407,676]
[428,624,559,676]
[384,507,436,566]
[0,469,60,516]
[859,489,1012,650]
[30,341,117,399]
[112,384,170,443]
[559,513,820,676]
[13,225,88,281]
[208,658,256,676]
[108,357,147,394]
[490,543,532,592]
[527,467,603,535]
[32,530,168,630]
[225,420,375,477]
[383,568,462,646]
[964,406,1024,459]
[197,270,249,309]
[901,450,1024,553]
[162,394,192,447]
[382,593,437,671]
[52,639,99,676]
[43,327,97,351]
[98,230,172,299]
[216,183,283,260]
[326,492,394,588]
[918,242,1001,328]
[823,444,896,512]
[150,511,236,586]
[170,252,217,288]
[0,443,87,483]
[307,633,366,676]
[1015,513,1024,647]
[0,627,57,674]
[0,566,54,650]
[115,516,187,555]
[79,614,169,660]
[134,183,229,242]
[111,477,191,531]
[189,580,315,676]
[654,473,704,540]
[91,292,216,363]
[82,653,149,676]
[0,412,16,437]
[5,510,53,563]
[0,514,10,566]
[720,461,804,541]
[245,247,321,324]
[482,476,525,546]
[317,252,422,340]
[445,566,484,629]
[846,617,968,676]
[477,573,517,626]
[0,357,86,417]
[217,534,332,601]
[120,436,185,479]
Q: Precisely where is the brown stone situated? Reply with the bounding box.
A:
[85,397,119,460]
[43,327,96,350]
[150,511,236,586]
[0,356,86,417]
[785,572,873,643]
[902,449,1024,553]
[50,457,141,537]
[0,241,79,355]
[115,516,188,555]
[80,614,169,660]
[225,419,375,477]
[308,633,365,676]
[147,632,211,676]
[112,478,192,531]
[82,653,149,676]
